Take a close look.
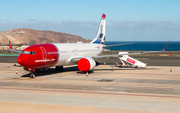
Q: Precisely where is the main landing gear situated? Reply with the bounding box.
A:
[56,66,63,71]
[30,72,35,78]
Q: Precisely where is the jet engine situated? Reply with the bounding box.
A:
[77,57,96,72]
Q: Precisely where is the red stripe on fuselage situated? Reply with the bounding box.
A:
[17,44,58,69]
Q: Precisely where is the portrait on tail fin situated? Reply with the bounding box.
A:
[90,14,106,44]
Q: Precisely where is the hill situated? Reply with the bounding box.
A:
[0,28,91,45]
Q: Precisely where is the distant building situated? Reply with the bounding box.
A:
[0,45,29,50]
[0,46,18,50]
[16,45,29,50]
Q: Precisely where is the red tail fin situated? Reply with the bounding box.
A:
[9,40,12,49]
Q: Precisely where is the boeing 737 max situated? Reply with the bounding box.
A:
[9,14,170,78]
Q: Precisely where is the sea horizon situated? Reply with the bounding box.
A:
[105,41,180,51]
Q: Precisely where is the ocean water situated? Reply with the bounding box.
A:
[105,41,180,51]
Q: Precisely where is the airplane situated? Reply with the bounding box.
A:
[9,14,170,78]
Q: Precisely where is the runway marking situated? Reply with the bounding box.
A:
[0,87,180,99]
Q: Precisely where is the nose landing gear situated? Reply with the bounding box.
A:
[28,68,35,78]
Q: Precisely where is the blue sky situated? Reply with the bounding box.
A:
[0,0,180,41]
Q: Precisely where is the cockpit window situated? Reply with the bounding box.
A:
[31,51,36,55]
[21,51,36,55]
[22,51,31,54]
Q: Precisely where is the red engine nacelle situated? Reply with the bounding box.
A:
[77,57,96,72]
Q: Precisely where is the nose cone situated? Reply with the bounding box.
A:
[17,55,28,67]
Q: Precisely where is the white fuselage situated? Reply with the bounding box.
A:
[52,43,104,66]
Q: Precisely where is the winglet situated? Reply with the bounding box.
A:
[9,40,12,49]
[163,40,171,56]
[165,51,171,56]
[102,14,106,19]
[163,40,171,51]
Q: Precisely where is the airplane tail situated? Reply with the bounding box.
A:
[9,40,12,50]
[9,40,22,53]
[9,40,12,53]
[90,14,106,44]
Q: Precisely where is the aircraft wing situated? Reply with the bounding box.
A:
[9,49,22,53]
[103,43,133,48]
[66,50,165,64]
[9,40,22,53]
[92,50,164,59]
[66,56,84,65]
[93,40,171,59]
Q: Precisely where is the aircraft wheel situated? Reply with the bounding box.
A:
[59,66,63,71]
[56,66,63,71]
[30,72,35,78]
[55,66,59,71]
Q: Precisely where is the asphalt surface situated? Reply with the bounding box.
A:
[1,56,180,66]
[96,56,180,66]
[0,56,18,63]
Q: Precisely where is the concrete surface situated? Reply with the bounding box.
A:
[0,63,180,113]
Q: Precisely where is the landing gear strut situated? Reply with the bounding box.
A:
[56,66,63,71]
[30,72,35,78]
[27,68,35,78]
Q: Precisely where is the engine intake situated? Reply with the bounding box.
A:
[77,57,96,72]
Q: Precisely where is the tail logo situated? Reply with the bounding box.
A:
[90,14,106,44]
